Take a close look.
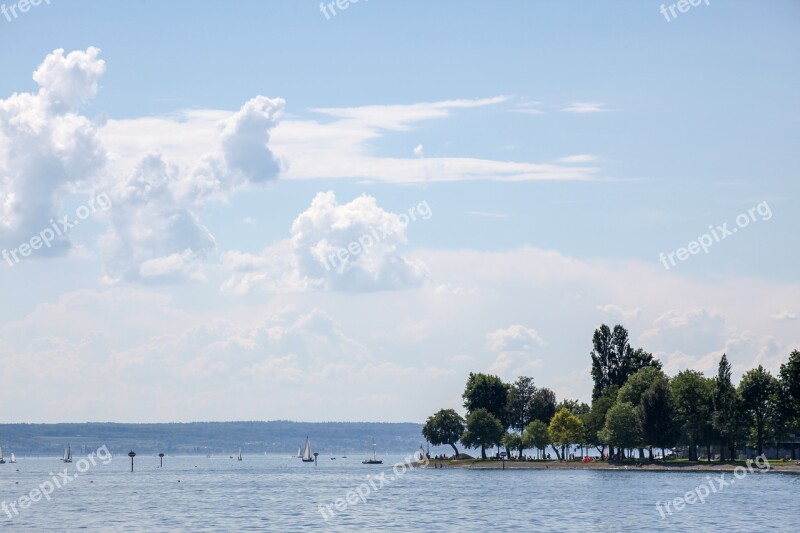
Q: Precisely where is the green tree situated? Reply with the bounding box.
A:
[779,350,800,421]
[712,354,744,461]
[738,365,778,457]
[548,408,585,461]
[590,324,661,399]
[671,370,715,461]
[463,373,510,428]
[584,385,619,458]
[501,432,524,459]
[599,402,641,459]
[640,380,679,459]
[522,420,550,459]
[422,408,465,457]
[619,366,668,459]
[507,376,537,432]
[618,367,668,406]
[530,387,557,424]
[461,408,505,460]
[557,399,590,416]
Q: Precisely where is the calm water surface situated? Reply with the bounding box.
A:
[0,455,796,531]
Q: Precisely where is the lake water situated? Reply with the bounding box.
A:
[0,454,797,531]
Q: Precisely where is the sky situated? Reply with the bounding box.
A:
[0,0,798,423]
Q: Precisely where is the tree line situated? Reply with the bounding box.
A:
[422,324,800,462]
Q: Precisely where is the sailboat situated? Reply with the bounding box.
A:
[9,453,16,464]
[62,444,72,463]
[237,448,242,461]
[301,436,314,462]
[295,446,302,458]
[362,438,383,465]
[0,447,5,464]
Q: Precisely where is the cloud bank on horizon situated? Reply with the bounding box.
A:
[1,1,798,427]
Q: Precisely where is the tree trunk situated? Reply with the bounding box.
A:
[757,426,763,457]
[648,447,654,461]
[706,444,711,463]
[449,443,459,458]
[551,445,562,461]
[481,445,486,460]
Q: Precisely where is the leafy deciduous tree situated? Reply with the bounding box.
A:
[530,387,557,425]
[590,324,661,400]
[463,373,510,428]
[712,354,744,461]
[599,402,641,459]
[507,376,537,432]
[671,370,715,461]
[548,408,585,461]
[738,365,778,457]
[461,408,505,460]
[422,408,465,457]
[641,380,679,459]
[523,420,550,459]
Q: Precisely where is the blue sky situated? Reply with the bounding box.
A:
[0,0,798,423]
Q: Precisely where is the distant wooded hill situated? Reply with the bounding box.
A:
[0,421,427,456]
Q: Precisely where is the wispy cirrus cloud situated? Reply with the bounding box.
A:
[100,96,605,185]
[557,154,598,163]
[561,101,609,113]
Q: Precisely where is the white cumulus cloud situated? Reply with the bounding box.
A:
[221,192,429,294]
[0,47,107,252]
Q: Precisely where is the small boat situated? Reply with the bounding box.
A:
[362,438,383,465]
[237,448,242,461]
[9,453,16,464]
[295,446,302,458]
[62,444,72,463]
[301,437,315,462]
[0,447,5,464]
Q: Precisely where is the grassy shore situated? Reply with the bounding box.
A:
[421,458,800,473]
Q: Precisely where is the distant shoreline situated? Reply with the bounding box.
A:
[421,460,800,474]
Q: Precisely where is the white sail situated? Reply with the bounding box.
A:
[9,453,15,463]
[0,447,3,460]
[296,447,301,457]
[302,437,312,461]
